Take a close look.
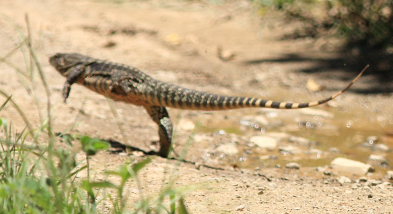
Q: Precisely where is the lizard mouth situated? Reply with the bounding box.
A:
[49,53,68,73]
[49,54,61,67]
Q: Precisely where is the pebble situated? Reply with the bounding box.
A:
[368,154,386,162]
[285,162,300,169]
[235,204,246,211]
[337,176,352,185]
[387,171,393,180]
[279,145,301,154]
[331,157,373,175]
[329,147,340,153]
[289,136,313,146]
[367,179,382,186]
[368,154,389,167]
[316,166,327,172]
[240,115,269,129]
[216,143,239,155]
[358,177,368,183]
[250,136,278,150]
[374,144,389,152]
[177,119,195,131]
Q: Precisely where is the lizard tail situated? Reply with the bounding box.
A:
[155,65,368,110]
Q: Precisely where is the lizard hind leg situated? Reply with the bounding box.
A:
[144,105,173,157]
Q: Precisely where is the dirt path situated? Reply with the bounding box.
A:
[0,0,392,213]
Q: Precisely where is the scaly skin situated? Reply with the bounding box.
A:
[49,53,367,157]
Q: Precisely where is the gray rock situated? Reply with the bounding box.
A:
[337,176,352,185]
[367,179,382,186]
[387,171,393,180]
[235,204,246,211]
[279,145,301,154]
[216,129,227,135]
[216,143,239,155]
[289,136,313,146]
[331,157,373,175]
[250,136,278,150]
[368,154,389,167]
[285,162,300,169]
[374,144,389,152]
[240,115,268,129]
[329,147,340,153]
[369,154,386,162]
[358,177,368,183]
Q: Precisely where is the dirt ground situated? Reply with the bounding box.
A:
[0,0,392,213]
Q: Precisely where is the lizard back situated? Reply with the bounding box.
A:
[50,53,367,110]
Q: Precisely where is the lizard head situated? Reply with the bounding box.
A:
[49,53,88,75]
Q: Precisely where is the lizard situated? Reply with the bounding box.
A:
[49,53,367,157]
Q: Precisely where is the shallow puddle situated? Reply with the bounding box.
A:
[193,106,392,172]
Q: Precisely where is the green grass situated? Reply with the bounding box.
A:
[0,15,190,214]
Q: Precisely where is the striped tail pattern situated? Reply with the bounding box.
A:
[152,65,368,110]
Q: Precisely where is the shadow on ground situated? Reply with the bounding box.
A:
[242,52,393,94]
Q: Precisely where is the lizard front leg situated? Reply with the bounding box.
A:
[144,105,173,157]
[62,65,85,103]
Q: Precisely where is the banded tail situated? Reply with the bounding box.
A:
[151,65,368,110]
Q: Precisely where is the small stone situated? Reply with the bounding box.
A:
[323,170,333,176]
[285,162,300,169]
[387,171,393,180]
[329,147,340,153]
[368,154,389,167]
[235,204,246,211]
[331,157,373,175]
[194,162,202,170]
[279,145,301,154]
[368,194,373,198]
[316,166,326,172]
[250,136,278,150]
[358,177,368,183]
[374,144,389,152]
[368,179,382,186]
[240,115,268,129]
[289,136,313,146]
[369,154,387,162]
[351,183,360,189]
[216,143,239,155]
[217,130,227,135]
[337,176,352,185]
[177,119,195,131]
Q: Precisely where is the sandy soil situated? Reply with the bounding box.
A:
[0,0,392,213]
